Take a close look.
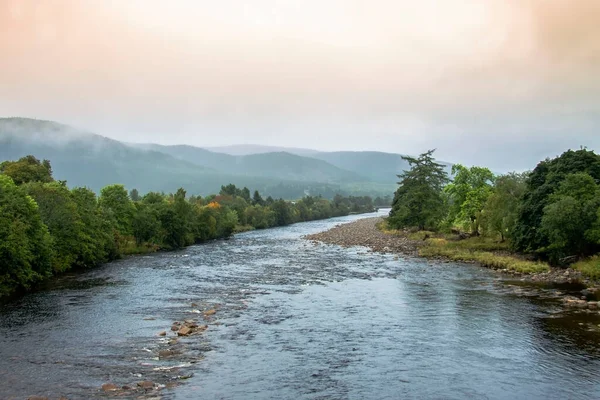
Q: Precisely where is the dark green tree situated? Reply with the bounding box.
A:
[252,190,265,206]
[271,199,294,226]
[389,150,449,230]
[23,181,84,273]
[71,187,117,266]
[99,184,135,236]
[0,175,53,296]
[0,155,54,185]
[129,188,140,202]
[539,173,600,263]
[240,187,251,203]
[132,202,160,245]
[512,149,600,256]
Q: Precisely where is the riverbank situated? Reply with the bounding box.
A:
[305,217,600,308]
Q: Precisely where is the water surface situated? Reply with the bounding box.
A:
[1,211,599,399]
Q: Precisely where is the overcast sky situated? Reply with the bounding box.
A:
[1,0,599,171]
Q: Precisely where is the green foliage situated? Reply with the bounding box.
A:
[573,256,600,280]
[99,184,135,236]
[129,188,140,201]
[480,172,527,241]
[539,173,600,263]
[389,150,449,230]
[132,202,160,245]
[23,181,85,273]
[71,187,118,267]
[512,149,600,260]
[0,154,381,298]
[0,155,54,185]
[445,164,495,233]
[252,190,265,206]
[0,175,53,297]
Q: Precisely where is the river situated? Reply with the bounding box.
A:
[1,211,600,399]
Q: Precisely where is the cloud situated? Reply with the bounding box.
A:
[0,0,598,171]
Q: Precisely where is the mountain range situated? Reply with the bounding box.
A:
[0,117,435,199]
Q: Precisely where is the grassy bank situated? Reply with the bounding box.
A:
[377,220,550,274]
[573,256,600,280]
[418,238,549,274]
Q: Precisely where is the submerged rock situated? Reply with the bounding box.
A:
[137,380,154,390]
[158,349,174,358]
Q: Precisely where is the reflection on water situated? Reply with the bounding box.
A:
[0,211,599,400]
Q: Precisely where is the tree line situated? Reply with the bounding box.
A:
[0,155,375,298]
[389,148,600,265]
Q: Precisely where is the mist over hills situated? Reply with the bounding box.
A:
[204,144,320,157]
[0,118,413,198]
[136,143,366,183]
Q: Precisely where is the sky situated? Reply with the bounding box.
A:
[1,0,599,171]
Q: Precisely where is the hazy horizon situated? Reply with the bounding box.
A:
[1,0,599,171]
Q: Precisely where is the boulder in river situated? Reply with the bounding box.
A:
[158,331,167,336]
[101,383,119,392]
[204,309,217,316]
[137,380,154,390]
[177,326,193,336]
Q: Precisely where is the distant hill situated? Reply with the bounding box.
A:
[204,144,320,157]
[0,118,395,198]
[137,144,365,183]
[313,151,453,184]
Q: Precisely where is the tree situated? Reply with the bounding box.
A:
[132,202,160,245]
[220,184,239,197]
[252,190,265,206]
[244,205,275,229]
[539,173,600,263]
[0,175,53,296]
[271,199,294,226]
[99,184,135,236]
[480,172,527,241]
[129,188,140,202]
[71,187,118,266]
[512,149,600,255]
[445,164,495,233]
[0,155,54,185]
[240,187,251,203]
[389,150,449,230]
[23,181,84,273]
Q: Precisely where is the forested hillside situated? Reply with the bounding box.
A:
[0,118,395,198]
[138,144,366,183]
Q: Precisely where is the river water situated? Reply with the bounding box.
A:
[1,211,600,399]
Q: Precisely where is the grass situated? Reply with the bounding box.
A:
[376,219,549,274]
[234,225,256,234]
[407,231,436,241]
[573,256,600,280]
[120,240,160,255]
[376,220,404,236]
[419,237,550,274]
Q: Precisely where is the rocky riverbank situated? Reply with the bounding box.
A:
[305,217,422,256]
[305,217,600,311]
